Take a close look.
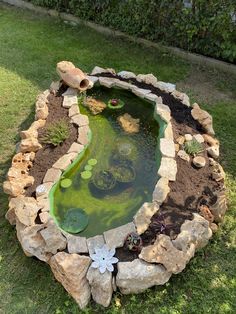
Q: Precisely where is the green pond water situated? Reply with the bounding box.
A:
[52,87,160,237]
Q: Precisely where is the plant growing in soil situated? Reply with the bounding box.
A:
[151,214,174,235]
[125,232,143,252]
[42,119,70,146]
[183,139,203,156]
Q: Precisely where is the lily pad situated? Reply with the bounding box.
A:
[60,178,72,188]
[81,170,92,179]
[60,208,89,234]
[88,158,97,166]
[85,164,93,171]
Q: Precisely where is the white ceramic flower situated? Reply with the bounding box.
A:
[90,244,118,274]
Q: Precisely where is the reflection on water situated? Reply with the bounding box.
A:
[52,87,159,237]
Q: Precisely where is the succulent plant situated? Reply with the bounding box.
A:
[183,139,203,156]
[125,232,143,252]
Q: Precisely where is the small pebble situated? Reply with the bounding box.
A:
[193,156,206,168]
[177,150,190,162]
[193,134,204,143]
[184,134,193,141]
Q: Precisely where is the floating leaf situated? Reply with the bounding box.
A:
[60,208,89,233]
[85,164,93,171]
[81,170,92,179]
[88,158,97,166]
[60,178,72,188]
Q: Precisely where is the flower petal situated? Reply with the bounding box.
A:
[108,248,116,258]
[99,265,106,274]
[90,253,101,262]
[106,263,114,272]
[110,257,119,264]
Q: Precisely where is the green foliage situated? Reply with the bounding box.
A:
[27,0,236,63]
[184,139,203,156]
[60,207,89,233]
[42,118,70,146]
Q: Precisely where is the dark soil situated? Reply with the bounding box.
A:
[25,86,78,197]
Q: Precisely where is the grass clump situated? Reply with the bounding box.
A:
[42,119,70,146]
[184,139,203,156]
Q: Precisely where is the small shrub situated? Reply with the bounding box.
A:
[183,139,203,156]
[42,119,70,146]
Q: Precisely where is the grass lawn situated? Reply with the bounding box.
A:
[0,4,236,314]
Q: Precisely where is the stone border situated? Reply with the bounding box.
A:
[1,0,236,76]
[3,66,226,309]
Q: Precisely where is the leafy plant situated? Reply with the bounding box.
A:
[42,119,70,147]
[183,139,203,156]
[151,214,174,235]
[60,207,89,234]
[125,232,143,252]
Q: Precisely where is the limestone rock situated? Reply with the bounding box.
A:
[193,134,204,143]
[20,127,38,140]
[175,143,180,152]
[131,86,151,98]
[184,134,193,141]
[117,113,140,134]
[91,66,115,75]
[99,77,117,88]
[49,252,91,309]
[173,213,212,251]
[40,222,67,254]
[176,135,185,145]
[43,168,62,183]
[50,80,62,94]
[87,75,99,85]
[35,182,53,198]
[68,104,80,117]
[202,134,219,147]
[155,81,176,93]
[77,125,91,145]
[62,87,78,96]
[193,156,206,168]
[191,103,215,135]
[207,145,219,159]
[177,150,190,162]
[136,73,158,86]
[118,71,136,79]
[6,195,27,225]
[210,223,218,233]
[139,234,188,274]
[52,155,72,171]
[115,80,133,90]
[104,222,136,248]
[87,268,113,307]
[144,93,160,104]
[209,158,225,182]
[152,177,170,205]
[12,152,35,170]
[160,138,175,158]
[171,90,190,107]
[63,95,78,108]
[3,175,34,197]
[158,157,177,181]
[210,190,227,222]
[64,233,88,253]
[164,123,173,139]
[35,103,48,120]
[87,235,105,255]
[68,142,84,154]
[116,259,171,294]
[16,222,51,262]
[199,205,214,223]
[20,137,42,153]
[13,196,39,226]
[84,97,106,115]
[71,114,89,127]
[155,103,171,123]
[134,203,159,235]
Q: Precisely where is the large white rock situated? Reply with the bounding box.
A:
[87,268,113,307]
[155,103,171,123]
[49,252,91,309]
[136,74,158,86]
[158,157,177,181]
[104,222,136,248]
[40,222,67,254]
[116,259,171,294]
[71,114,89,127]
[160,138,175,158]
[117,71,136,79]
[77,125,90,145]
[52,154,72,171]
[87,235,105,255]
[134,203,159,235]
[152,177,170,205]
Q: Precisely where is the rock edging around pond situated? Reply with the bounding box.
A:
[3,64,227,309]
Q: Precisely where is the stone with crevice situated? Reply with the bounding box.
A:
[152,177,170,205]
[134,203,159,235]
[104,222,136,248]
[139,234,188,274]
[87,268,113,307]
[158,157,177,181]
[49,252,91,309]
[191,103,215,135]
[20,137,42,153]
[116,259,171,294]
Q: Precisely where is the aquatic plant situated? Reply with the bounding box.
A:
[60,208,89,234]
[81,170,92,179]
[92,170,116,190]
[41,118,70,147]
[125,232,143,252]
[108,98,125,109]
[60,178,72,188]
[88,158,97,166]
[90,245,118,273]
